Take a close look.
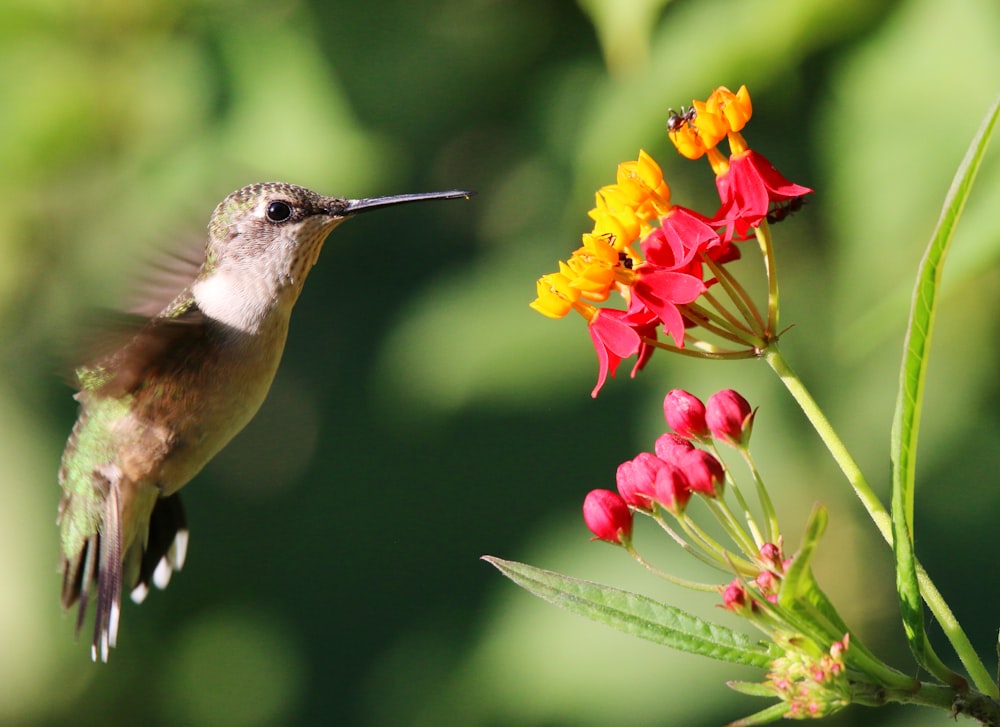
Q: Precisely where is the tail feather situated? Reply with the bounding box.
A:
[59,490,189,662]
[62,533,98,634]
[91,486,123,662]
[131,493,188,604]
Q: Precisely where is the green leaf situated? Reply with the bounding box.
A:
[778,506,852,636]
[483,556,774,668]
[890,94,1000,686]
[726,701,790,726]
[727,680,776,697]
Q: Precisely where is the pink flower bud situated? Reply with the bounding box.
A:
[677,448,725,497]
[653,460,692,514]
[755,570,778,601]
[663,389,710,440]
[654,432,695,462]
[721,579,749,612]
[616,451,664,510]
[758,542,784,572]
[583,489,633,545]
[706,389,754,447]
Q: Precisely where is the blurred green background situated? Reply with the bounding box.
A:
[1,0,999,724]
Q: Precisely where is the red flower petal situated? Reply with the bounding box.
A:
[633,267,706,346]
[713,150,812,239]
[587,309,642,397]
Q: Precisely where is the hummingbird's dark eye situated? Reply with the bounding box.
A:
[265,200,293,222]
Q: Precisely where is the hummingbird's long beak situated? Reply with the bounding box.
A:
[342,190,474,216]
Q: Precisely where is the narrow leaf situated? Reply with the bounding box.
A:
[727,680,776,697]
[726,702,789,726]
[484,556,774,668]
[890,95,999,684]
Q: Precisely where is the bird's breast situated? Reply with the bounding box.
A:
[128,314,291,495]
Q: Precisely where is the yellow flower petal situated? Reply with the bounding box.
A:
[530,272,578,318]
[708,85,752,133]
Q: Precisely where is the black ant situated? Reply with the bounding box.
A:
[666,106,698,134]
[765,196,807,225]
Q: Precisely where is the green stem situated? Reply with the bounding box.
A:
[696,290,756,337]
[853,680,1000,726]
[738,448,780,545]
[764,348,890,540]
[701,498,760,559]
[641,336,759,360]
[764,345,997,697]
[716,467,765,547]
[755,221,779,334]
[624,543,720,592]
[704,251,765,333]
[648,510,734,574]
[681,301,760,346]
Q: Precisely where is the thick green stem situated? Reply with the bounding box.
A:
[755,222,780,334]
[763,348,889,537]
[764,346,997,697]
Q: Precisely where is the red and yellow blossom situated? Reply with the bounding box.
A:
[585,305,659,397]
[532,84,813,396]
[666,85,813,237]
[589,187,643,245]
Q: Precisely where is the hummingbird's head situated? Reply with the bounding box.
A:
[206,182,472,287]
[206,182,350,288]
[193,182,472,332]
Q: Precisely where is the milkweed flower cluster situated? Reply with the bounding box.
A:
[530,85,812,396]
[583,388,863,719]
[502,80,997,724]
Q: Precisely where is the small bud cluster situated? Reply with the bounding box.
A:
[582,388,858,720]
[765,634,851,718]
[721,541,790,614]
[584,388,759,555]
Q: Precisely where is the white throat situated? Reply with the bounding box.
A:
[192,270,284,334]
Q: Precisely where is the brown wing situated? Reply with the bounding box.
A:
[76,304,211,398]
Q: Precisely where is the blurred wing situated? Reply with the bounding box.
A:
[126,244,204,318]
[75,303,209,398]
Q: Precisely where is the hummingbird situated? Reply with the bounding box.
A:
[57,181,472,662]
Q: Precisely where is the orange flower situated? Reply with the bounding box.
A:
[668,87,750,158]
[614,150,672,220]
[589,188,642,245]
[706,85,752,134]
[564,234,620,302]
[529,271,579,319]
[590,151,673,237]
[668,100,729,159]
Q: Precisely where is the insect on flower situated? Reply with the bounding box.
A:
[766,196,807,225]
[666,106,698,134]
